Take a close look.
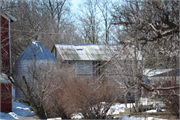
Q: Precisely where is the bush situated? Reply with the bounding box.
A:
[43,66,75,119]
[43,66,119,119]
[62,78,119,119]
[150,76,179,118]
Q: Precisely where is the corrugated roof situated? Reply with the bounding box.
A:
[54,44,116,61]
[143,69,173,77]
[16,41,58,61]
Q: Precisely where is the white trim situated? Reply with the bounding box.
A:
[1,14,10,21]
[0,12,17,22]
[9,19,12,74]
[4,12,17,22]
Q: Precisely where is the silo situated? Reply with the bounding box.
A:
[15,41,58,99]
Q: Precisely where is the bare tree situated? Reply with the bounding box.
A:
[111,0,178,44]
[97,0,112,44]
[77,0,101,44]
[40,0,77,45]
[106,0,179,116]
[98,45,143,110]
[148,75,179,117]
[6,60,58,119]
[2,0,73,64]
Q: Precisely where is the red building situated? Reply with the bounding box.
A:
[1,11,16,72]
[1,11,16,112]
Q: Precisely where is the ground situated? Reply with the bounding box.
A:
[0,100,169,120]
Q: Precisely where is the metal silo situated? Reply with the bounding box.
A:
[15,41,58,99]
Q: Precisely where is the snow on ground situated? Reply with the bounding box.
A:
[71,114,167,120]
[146,109,166,113]
[71,102,167,120]
[71,113,83,119]
[0,100,167,120]
[114,116,167,120]
[71,103,135,118]
[107,103,125,115]
[0,100,35,119]
[139,98,165,108]
[107,103,137,115]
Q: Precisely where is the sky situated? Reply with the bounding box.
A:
[71,0,82,11]
[70,0,121,12]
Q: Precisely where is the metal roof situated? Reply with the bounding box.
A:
[54,44,117,61]
[16,41,58,61]
[143,69,173,77]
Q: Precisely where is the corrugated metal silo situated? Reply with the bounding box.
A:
[15,41,58,99]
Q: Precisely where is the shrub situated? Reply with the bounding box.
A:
[43,65,119,119]
[62,78,119,119]
[63,78,116,119]
[43,66,75,119]
[150,76,179,118]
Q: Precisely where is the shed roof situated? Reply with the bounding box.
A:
[143,69,174,77]
[54,44,116,61]
[16,41,58,61]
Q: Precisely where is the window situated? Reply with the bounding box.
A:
[75,61,93,77]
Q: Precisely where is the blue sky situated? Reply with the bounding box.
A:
[71,0,82,11]
[71,0,121,11]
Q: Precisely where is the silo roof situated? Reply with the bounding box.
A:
[16,41,58,61]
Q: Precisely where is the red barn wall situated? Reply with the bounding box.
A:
[1,15,10,71]
[1,83,12,112]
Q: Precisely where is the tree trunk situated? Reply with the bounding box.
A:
[135,85,138,111]
[37,105,47,119]
[124,93,127,108]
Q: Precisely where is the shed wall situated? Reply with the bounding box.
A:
[75,61,93,76]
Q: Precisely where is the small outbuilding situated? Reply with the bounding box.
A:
[51,44,115,76]
[51,44,142,77]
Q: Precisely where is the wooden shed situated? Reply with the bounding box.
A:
[51,44,142,77]
[51,44,116,77]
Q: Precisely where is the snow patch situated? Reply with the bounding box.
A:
[0,101,35,119]
[71,113,83,119]
[107,103,125,115]
[146,109,166,113]
[114,116,167,120]
[32,41,43,52]
[47,117,62,120]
